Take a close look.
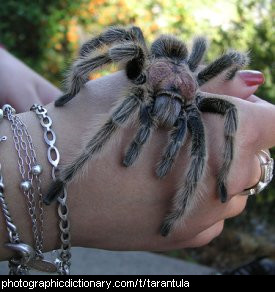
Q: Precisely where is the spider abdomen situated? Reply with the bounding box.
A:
[153,96,181,127]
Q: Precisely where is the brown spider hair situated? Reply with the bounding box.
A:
[46,26,249,236]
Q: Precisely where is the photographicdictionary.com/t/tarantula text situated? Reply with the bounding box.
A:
[45,26,249,236]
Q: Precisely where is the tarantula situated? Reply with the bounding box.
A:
[45,26,248,236]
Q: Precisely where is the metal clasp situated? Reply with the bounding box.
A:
[0,136,7,142]
[5,242,36,265]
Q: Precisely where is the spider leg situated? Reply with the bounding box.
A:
[187,37,207,71]
[109,42,147,84]
[128,26,148,54]
[55,42,147,107]
[45,87,144,204]
[55,53,111,106]
[79,26,148,57]
[123,101,154,167]
[161,106,206,236]
[156,111,187,178]
[79,27,127,57]
[196,92,237,203]
[151,35,188,61]
[197,51,249,86]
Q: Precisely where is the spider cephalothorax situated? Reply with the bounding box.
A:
[45,26,248,236]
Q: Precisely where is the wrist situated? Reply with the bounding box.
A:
[0,71,125,260]
[0,111,61,260]
[42,71,131,246]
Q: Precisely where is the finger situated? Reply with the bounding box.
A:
[178,221,225,248]
[246,94,270,105]
[233,70,265,99]
[200,70,264,99]
[199,67,275,149]
[228,150,262,197]
[241,155,262,191]
[225,194,247,219]
[243,99,275,149]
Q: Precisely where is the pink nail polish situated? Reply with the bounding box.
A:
[239,70,265,86]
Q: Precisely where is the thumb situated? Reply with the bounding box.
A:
[200,70,264,99]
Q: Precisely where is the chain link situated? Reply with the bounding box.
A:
[0,121,34,275]
[31,104,71,275]
[4,105,44,257]
[0,165,20,244]
[17,116,45,254]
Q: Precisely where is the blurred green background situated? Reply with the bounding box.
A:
[1,0,274,268]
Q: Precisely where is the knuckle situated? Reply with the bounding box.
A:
[173,221,224,248]
[237,111,260,149]
[226,196,247,218]
[189,222,224,248]
[245,156,261,189]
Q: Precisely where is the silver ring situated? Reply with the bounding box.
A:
[239,150,274,196]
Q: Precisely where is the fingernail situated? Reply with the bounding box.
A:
[239,70,265,86]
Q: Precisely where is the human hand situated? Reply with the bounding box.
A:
[47,69,270,251]
[0,48,61,113]
[1,68,270,260]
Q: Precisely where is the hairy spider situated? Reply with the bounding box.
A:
[45,26,248,236]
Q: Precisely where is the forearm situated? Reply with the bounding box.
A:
[0,48,61,111]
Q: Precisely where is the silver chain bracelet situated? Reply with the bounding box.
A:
[30,104,71,275]
[0,107,34,275]
[2,104,57,274]
[0,161,35,275]
[4,105,44,256]
[0,104,71,275]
